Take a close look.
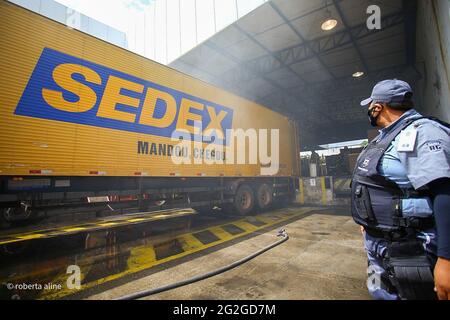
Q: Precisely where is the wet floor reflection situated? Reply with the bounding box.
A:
[0,207,304,300]
[0,215,195,300]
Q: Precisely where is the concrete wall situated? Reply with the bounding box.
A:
[415,0,450,122]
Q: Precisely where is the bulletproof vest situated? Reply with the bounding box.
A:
[351,115,430,233]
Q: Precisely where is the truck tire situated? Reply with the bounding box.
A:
[255,183,273,210]
[1,206,42,228]
[231,184,255,216]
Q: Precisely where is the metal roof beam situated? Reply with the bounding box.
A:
[291,63,421,97]
[268,0,336,80]
[204,40,313,119]
[332,0,370,74]
[243,11,404,77]
[233,23,308,85]
[288,63,422,125]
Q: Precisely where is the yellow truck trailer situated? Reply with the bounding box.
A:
[0,1,300,225]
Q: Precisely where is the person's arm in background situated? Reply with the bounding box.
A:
[429,178,450,300]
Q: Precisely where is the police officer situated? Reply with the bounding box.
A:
[351,79,450,300]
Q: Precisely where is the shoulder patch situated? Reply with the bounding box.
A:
[425,140,443,152]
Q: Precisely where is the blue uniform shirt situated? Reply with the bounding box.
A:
[363,109,449,299]
[374,108,450,254]
[376,108,450,190]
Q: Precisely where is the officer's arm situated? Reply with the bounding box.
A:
[428,178,450,259]
[429,178,450,300]
[399,121,450,299]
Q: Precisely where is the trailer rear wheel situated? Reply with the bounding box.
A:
[256,183,273,210]
[2,206,31,222]
[230,184,255,216]
[1,206,43,228]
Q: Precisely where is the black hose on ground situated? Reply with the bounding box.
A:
[115,229,289,300]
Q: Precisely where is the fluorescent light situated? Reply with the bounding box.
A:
[321,18,338,31]
[352,71,364,78]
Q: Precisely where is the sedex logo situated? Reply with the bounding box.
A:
[14,48,233,145]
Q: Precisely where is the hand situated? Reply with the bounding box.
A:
[360,226,365,235]
[434,257,450,300]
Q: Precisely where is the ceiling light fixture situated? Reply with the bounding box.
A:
[321,4,337,31]
[352,71,365,78]
[321,18,338,31]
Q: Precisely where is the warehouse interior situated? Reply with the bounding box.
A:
[170,0,450,151]
[1,0,450,302]
[3,0,449,203]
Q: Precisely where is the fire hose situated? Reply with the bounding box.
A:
[116,228,289,300]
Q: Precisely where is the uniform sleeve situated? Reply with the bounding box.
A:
[397,121,450,189]
[429,178,450,259]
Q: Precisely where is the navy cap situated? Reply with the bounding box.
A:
[360,79,413,107]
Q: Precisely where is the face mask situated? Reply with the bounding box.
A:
[367,106,382,127]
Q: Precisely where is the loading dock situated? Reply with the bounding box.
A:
[1,0,449,302]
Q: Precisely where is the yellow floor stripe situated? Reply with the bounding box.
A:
[298,178,305,204]
[61,227,87,233]
[16,234,46,240]
[333,179,344,189]
[0,239,22,245]
[208,226,234,241]
[254,216,278,224]
[0,210,196,246]
[39,207,318,300]
[321,177,327,204]
[126,218,145,222]
[37,261,94,299]
[344,179,351,188]
[232,220,258,233]
[127,246,157,270]
[153,214,169,219]
[177,234,205,252]
[97,222,118,227]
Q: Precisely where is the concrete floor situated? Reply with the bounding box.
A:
[87,207,372,300]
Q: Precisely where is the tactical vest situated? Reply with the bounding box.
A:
[351,116,437,235]
[352,115,450,299]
